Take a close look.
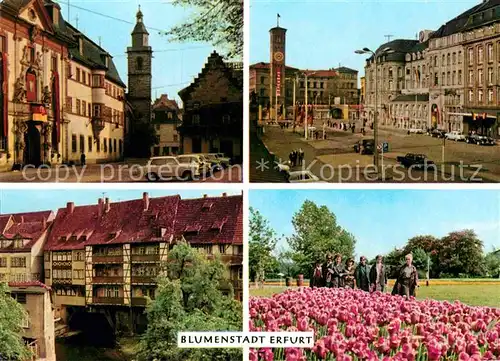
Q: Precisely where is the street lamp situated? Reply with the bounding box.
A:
[303,71,318,140]
[355,46,394,175]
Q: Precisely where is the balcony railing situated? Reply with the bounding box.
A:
[92,276,124,284]
[131,276,157,284]
[92,255,123,264]
[131,254,160,263]
[3,273,41,283]
[92,297,124,305]
[131,297,149,307]
[220,255,243,265]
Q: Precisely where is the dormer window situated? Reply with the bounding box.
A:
[202,201,213,211]
[70,235,77,242]
[60,236,67,242]
[108,232,117,240]
[14,239,23,248]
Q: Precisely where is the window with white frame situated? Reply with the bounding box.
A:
[478,46,484,64]
[468,48,474,64]
[469,90,474,102]
[478,89,483,103]
[488,88,494,103]
[488,43,493,62]
[488,68,493,84]
[469,70,474,85]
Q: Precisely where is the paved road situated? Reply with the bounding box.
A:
[0,161,243,183]
[257,122,499,183]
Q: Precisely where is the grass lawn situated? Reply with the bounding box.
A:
[250,284,500,308]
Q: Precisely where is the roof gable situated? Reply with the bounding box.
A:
[10,0,55,34]
[179,51,242,103]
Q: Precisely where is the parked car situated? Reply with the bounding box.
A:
[287,170,325,183]
[212,153,232,168]
[203,154,223,172]
[144,156,200,181]
[176,154,210,175]
[445,131,466,141]
[396,153,436,170]
[408,128,425,134]
[466,134,496,145]
[430,129,446,138]
[354,139,375,155]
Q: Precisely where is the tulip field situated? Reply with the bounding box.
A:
[249,287,500,361]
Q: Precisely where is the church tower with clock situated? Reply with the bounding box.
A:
[269,19,286,117]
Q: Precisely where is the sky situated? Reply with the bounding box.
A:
[54,0,228,105]
[0,189,240,214]
[250,190,500,259]
[250,0,480,79]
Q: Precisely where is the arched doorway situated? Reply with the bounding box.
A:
[24,122,41,166]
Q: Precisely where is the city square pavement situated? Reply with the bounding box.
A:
[0,160,242,183]
[256,119,500,182]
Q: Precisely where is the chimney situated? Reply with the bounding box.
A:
[20,215,24,223]
[222,192,227,197]
[42,217,47,229]
[143,192,149,211]
[104,198,110,213]
[98,198,104,217]
[67,202,74,214]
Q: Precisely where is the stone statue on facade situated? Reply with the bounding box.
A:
[34,51,42,69]
[13,77,26,103]
[42,85,52,105]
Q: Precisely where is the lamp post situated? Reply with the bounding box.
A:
[303,71,318,140]
[286,75,298,129]
[355,47,394,175]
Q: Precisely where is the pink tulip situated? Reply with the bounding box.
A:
[312,340,327,359]
[249,349,258,361]
[259,348,274,361]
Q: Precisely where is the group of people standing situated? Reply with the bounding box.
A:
[310,253,419,298]
[288,148,305,167]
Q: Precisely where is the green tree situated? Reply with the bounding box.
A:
[288,200,356,278]
[0,283,31,360]
[165,0,243,59]
[438,230,485,277]
[383,247,405,278]
[139,242,242,361]
[484,249,500,278]
[249,207,278,283]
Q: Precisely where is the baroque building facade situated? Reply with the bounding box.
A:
[363,0,500,138]
[0,0,125,169]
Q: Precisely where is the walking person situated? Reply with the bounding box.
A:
[343,258,356,289]
[288,151,294,167]
[80,152,86,166]
[355,256,370,292]
[392,254,419,298]
[332,254,346,288]
[323,254,335,288]
[298,148,304,166]
[369,255,387,292]
[310,261,324,288]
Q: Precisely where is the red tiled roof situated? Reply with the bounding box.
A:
[0,211,53,252]
[153,94,179,111]
[174,195,243,245]
[304,70,338,77]
[10,210,53,223]
[8,280,51,290]
[45,195,181,250]
[44,193,242,250]
[250,62,299,72]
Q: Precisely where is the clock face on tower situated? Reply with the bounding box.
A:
[274,51,284,63]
